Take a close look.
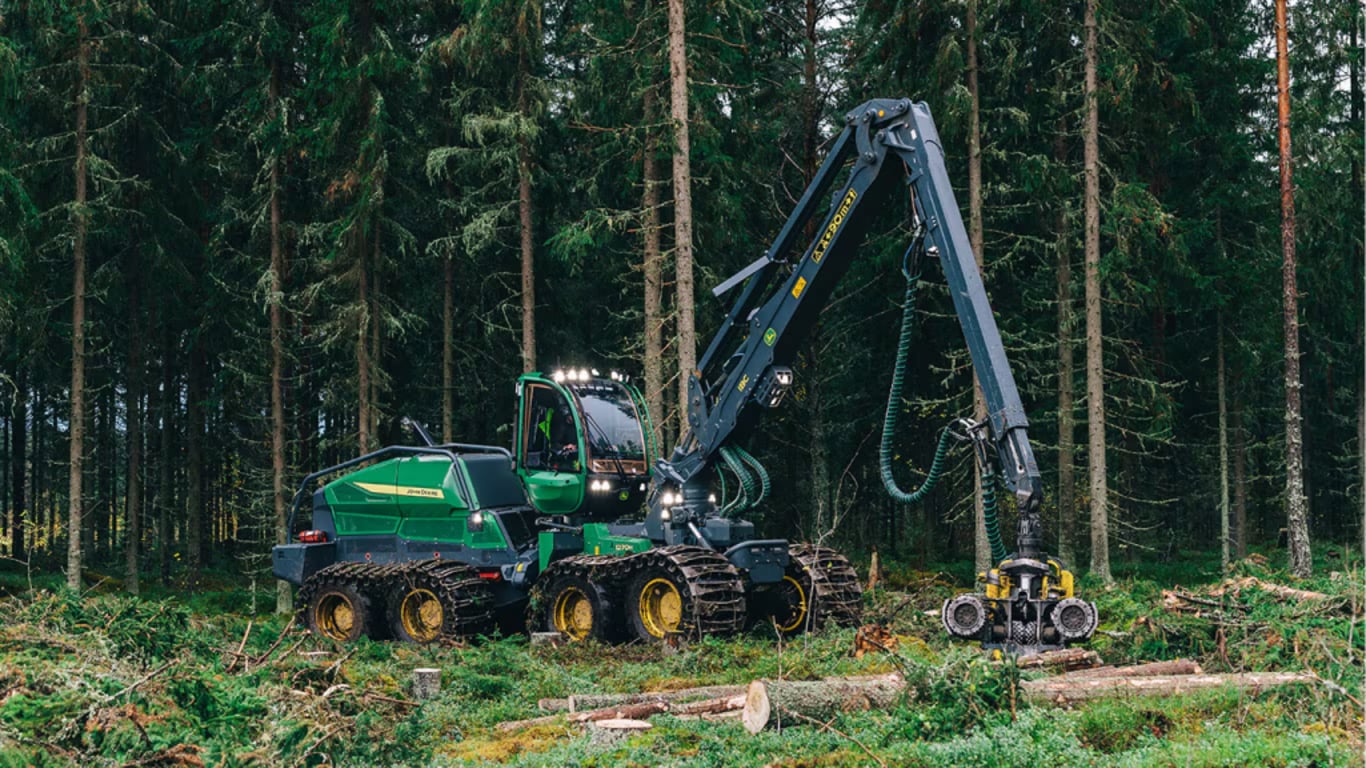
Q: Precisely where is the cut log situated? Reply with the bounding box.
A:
[671,694,747,716]
[538,697,570,712]
[741,678,906,734]
[592,718,652,730]
[568,684,746,712]
[497,700,669,732]
[531,632,565,647]
[1064,659,1202,679]
[1024,672,1317,705]
[1013,648,1102,672]
[412,668,441,701]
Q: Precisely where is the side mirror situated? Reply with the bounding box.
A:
[467,510,485,533]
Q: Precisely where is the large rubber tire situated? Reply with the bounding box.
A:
[751,568,815,637]
[303,580,380,643]
[384,562,493,643]
[625,567,691,642]
[538,572,619,643]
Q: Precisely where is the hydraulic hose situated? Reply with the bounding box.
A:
[981,470,1008,564]
[880,273,953,503]
[732,445,770,509]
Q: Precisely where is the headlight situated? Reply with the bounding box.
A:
[660,509,672,521]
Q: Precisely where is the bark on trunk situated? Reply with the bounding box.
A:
[1013,647,1103,672]
[1083,0,1110,583]
[1063,659,1202,679]
[518,64,536,374]
[357,231,372,456]
[1024,672,1316,706]
[642,84,666,447]
[126,271,142,595]
[187,341,205,587]
[668,0,696,422]
[1276,0,1311,578]
[741,678,905,734]
[157,324,174,585]
[567,685,746,712]
[1055,128,1076,566]
[66,14,91,591]
[967,0,990,575]
[269,60,292,613]
[442,256,454,444]
[10,369,25,561]
[1233,398,1248,557]
[1217,315,1229,573]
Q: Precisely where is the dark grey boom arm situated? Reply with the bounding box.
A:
[658,98,1044,557]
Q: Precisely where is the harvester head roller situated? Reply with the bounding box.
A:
[941,594,988,639]
[1049,597,1098,641]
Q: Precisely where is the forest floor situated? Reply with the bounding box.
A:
[0,548,1359,767]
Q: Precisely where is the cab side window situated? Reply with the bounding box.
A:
[524,385,578,471]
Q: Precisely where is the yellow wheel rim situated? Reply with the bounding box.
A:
[399,588,444,643]
[316,593,356,641]
[552,586,595,641]
[775,575,808,633]
[638,577,683,638]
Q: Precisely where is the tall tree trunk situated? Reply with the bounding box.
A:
[668,0,696,423]
[1055,128,1076,566]
[442,255,454,443]
[1276,0,1311,577]
[1232,399,1248,558]
[126,272,142,594]
[518,51,536,374]
[357,231,372,456]
[186,341,205,587]
[10,369,25,561]
[1217,315,1229,573]
[66,14,91,592]
[371,225,382,441]
[642,83,666,449]
[269,59,292,613]
[966,0,990,574]
[157,325,174,586]
[1351,15,1364,535]
[1083,0,1110,583]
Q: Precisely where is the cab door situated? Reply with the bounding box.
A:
[515,379,585,515]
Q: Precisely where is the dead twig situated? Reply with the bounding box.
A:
[225,621,254,672]
[781,709,887,768]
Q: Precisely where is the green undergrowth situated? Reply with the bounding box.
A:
[0,547,1358,766]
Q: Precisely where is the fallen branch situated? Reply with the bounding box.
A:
[497,701,669,732]
[1023,672,1317,705]
[108,658,181,702]
[1062,659,1202,679]
[1212,577,1328,602]
[225,621,254,673]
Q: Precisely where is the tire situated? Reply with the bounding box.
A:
[539,572,619,643]
[788,544,863,630]
[304,580,380,643]
[625,567,691,642]
[751,568,815,637]
[385,562,494,643]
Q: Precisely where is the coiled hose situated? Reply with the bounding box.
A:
[880,270,1007,564]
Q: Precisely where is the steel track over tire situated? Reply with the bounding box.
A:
[788,544,863,630]
[535,570,620,643]
[384,560,494,643]
[298,562,387,642]
[625,546,746,642]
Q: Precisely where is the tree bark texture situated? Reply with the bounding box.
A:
[1055,128,1076,566]
[126,269,143,595]
[967,0,990,576]
[1217,316,1229,572]
[1233,401,1248,558]
[269,61,292,612]
[157,325,174,585]
[1083,0,1110,583]
[1024,672,1316,706]
[642,85,667,448]
[10,368,25,561]
[741,678,905,734]
[66,14,91,591]
[1064,659,1203,679]
[443,256,454,444]
[668,0,696,423]
[1276,0,1311,578]
[357,231,372,456]
[518,49,536,374]
[187,341,205,586]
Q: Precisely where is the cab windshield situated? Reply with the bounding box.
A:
[569,382,646,461]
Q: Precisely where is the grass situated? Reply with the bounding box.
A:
[0,545,1358,766]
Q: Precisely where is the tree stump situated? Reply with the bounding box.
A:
[741,678,905,734]
[413,668,441,701]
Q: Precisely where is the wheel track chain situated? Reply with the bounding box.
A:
[790,544,864,628]
[297,559,494,640]
[536,545,747,639]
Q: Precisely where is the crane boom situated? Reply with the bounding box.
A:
[657,99,1043,558]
